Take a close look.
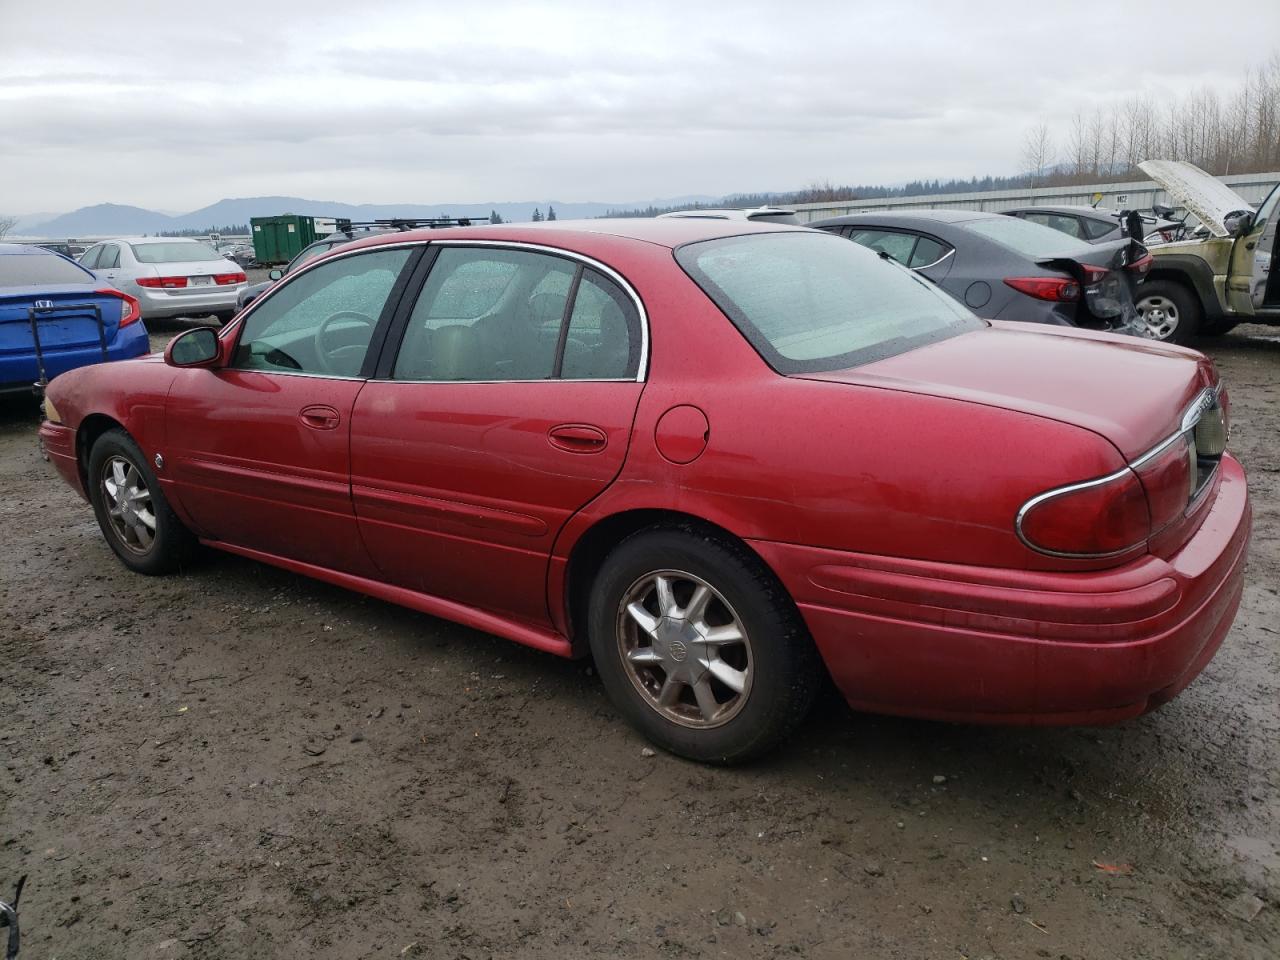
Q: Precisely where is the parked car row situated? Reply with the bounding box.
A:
[37,212,1253,762]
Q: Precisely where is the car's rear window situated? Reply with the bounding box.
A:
[130,242,222,263]
[0,252,94,287]
[676,232,982,373]
[962,217,1093,259]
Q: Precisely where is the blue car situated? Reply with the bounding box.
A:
[1,243,149,395]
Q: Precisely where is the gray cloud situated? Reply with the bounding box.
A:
[1,0,1275,214]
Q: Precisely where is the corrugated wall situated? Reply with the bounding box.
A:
[788,172,1280,223]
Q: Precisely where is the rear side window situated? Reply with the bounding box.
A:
[130,242,222,263]
[677,232,980,373]
[962,217,1093,258]
[98,245,120,269]
[392,248,641,382]
[848,229,916,265]
[1082,217,1117,240]
[0,251,95,287]
[79,245,103,269]
[909,236,950,267]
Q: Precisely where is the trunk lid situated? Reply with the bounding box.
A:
[801,322,1214,460]
[0,285,122,354]
[1138,159,1254,239]
[1040,239,1143,328]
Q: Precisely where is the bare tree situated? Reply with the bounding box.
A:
[1021,124,1054,186]
[0,216,17,240]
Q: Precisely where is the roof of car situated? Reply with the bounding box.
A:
[126,236,206,244]
[1006,205,1117,219]
[339,217,811,253]
[810,209,996,227]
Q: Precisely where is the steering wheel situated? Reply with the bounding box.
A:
[314,311,376,375]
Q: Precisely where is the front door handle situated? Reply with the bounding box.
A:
[300,404,341,430]
[548,423,607,453]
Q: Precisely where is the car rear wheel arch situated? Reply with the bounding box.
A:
[565,510,788,653]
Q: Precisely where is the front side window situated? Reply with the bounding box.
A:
[232,248,411,377]
[1253,183,1279,232]
[390,247,641,383]
[676,231,980,373]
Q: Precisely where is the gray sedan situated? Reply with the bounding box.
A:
[79,237,245,322]
[809,209,1150,333]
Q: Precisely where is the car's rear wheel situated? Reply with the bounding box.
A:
[88,429,195,575]
[587,525,821,763]
[1135,280,1202,344]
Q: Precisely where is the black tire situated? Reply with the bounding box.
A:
[1134,279,1202,344]
[587,524,822,763]
[87,428,196,575]
[1200,318,1240,337]
[213,310,235,324]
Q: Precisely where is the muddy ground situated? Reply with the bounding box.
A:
[0,314,1277,959]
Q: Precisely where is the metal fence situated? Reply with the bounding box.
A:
[786,171,1280,223]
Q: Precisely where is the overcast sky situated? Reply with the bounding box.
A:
[2,0,1275,215]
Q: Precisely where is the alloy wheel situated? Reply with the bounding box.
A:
[100,455,156,555]
[1136,294,1180,340]
[615,569,753,728]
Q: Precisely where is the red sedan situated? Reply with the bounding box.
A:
[39,219,1250,762]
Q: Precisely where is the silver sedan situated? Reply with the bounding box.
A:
[79,237,246,322]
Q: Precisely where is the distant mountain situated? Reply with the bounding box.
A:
[23,194,721,238]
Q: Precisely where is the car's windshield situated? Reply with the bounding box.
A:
[962,217,1094,259]
[676,231,982,373]
[130,241,223,263]
[0,251,94,287]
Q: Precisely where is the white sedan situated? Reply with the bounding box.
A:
[79,237,246,322]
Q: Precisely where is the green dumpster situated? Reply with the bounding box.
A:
[250,215,321,265]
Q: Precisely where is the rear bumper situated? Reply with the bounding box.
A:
[0,321,149,394]
[751,454,1251,725]
[134,285,242,319]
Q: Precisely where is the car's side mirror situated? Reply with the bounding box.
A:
[165,327,222,368]
[268,268,283,281]
[1224,211,1255,237]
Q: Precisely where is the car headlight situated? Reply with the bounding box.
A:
[43,395,63,424]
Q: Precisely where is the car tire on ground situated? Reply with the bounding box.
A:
[213,311,235,324]
[587,524,822,763]
[87,428,196,575]
[1135,279,1202,344]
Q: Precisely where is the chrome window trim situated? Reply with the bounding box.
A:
[913,246,955,271]
[223,238,651,385]
[1016,384,1227,559]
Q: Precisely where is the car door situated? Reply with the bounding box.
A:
[1228,183,1279,316]
[164,245,418,575]
[94,242,123,286]
[350,243,646,625]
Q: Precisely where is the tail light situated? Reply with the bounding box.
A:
[214,272,246,285]
[1126,253,1154,277]
[137,276,188,289]
[1020,386,1230,557]
[1004,276,1080,301]
[96,288,142,327]
[1017,470,1150,557]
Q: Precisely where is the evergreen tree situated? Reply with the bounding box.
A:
[546,206,557,221]
[489,210,504,224]
[531,208,544,222]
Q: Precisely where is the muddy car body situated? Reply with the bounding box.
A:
[1138,160,1280,342]
[39,219,1251,761]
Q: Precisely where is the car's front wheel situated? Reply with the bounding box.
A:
[87,429,195,575]
[588,525,821,763]
[1135,280,1202,344]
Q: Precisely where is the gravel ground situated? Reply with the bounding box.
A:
[0,316,1277,959]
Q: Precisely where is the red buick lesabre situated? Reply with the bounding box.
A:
[38,219,1250,762]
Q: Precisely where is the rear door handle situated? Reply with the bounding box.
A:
[300,404,341,430]
[548,423,607,453]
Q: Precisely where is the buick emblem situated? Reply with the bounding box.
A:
[669,640,688,662]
